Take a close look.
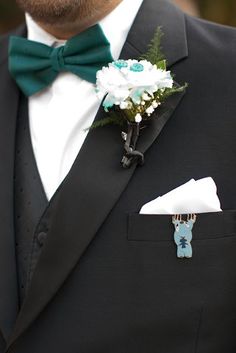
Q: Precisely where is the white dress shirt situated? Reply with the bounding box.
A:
[26,0,143,200]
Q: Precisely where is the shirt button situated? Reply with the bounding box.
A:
[37,232,47,247]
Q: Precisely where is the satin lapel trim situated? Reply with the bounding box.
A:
[8,0,188,346]
[0,40,21,340]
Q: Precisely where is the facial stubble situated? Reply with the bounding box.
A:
[16,0,117,26]
[17,0,101,25]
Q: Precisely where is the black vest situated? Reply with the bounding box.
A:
[14,95,49,306]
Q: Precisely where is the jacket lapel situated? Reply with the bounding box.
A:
[8,0,188,347]
[0,26,26,341]
[123,0,188,66]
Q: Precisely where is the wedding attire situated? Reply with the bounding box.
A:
[1,0,236,352]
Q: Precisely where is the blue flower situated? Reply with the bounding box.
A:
[130,63,144,72]
[113,60,128,69]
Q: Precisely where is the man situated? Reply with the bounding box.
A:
[0,0,236,352]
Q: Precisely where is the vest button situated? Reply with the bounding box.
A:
[37,232,47,247]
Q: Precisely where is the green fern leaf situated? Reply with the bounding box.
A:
[139,27,165,65]
[87,115,125,130]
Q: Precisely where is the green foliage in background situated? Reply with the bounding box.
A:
[0,0,23,32]
[199,0,236,27]
[0,0,236,34]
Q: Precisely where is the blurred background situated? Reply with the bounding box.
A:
[0,0,236,34]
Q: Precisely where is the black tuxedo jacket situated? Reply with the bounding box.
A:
[1,0,236,352]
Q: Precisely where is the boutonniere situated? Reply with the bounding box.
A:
[91,28,187,168]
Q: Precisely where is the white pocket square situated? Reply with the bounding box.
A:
[140,177,222,215]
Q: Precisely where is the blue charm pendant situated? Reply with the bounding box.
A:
[172,214,197,258]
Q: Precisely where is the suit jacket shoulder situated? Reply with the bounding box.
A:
[185,14,236,61]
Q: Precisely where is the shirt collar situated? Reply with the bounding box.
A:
[26,0,143,58]
[26,13,66,47]
[100,0,144,59]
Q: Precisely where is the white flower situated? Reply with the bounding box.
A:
[135,114,142,123]
[120,101,128,110]
[146,106,155,115]
[142,93,151,101]
[152,100,160,109]
[96,59,174,112]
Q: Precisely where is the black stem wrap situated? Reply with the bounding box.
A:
[121,122,144,168]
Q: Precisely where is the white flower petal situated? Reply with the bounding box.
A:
[135,114,142,123]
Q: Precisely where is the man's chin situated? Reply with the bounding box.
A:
[16,0,84,26]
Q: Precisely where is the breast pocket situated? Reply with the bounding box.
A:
[127,210,236,242]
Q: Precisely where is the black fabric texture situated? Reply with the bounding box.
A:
[14,95,48,306]
[0,0,236,352]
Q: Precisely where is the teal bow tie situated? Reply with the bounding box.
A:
[8,24,113,97]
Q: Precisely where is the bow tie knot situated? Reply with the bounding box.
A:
[50,46,65,72]
[9,24,113,96]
